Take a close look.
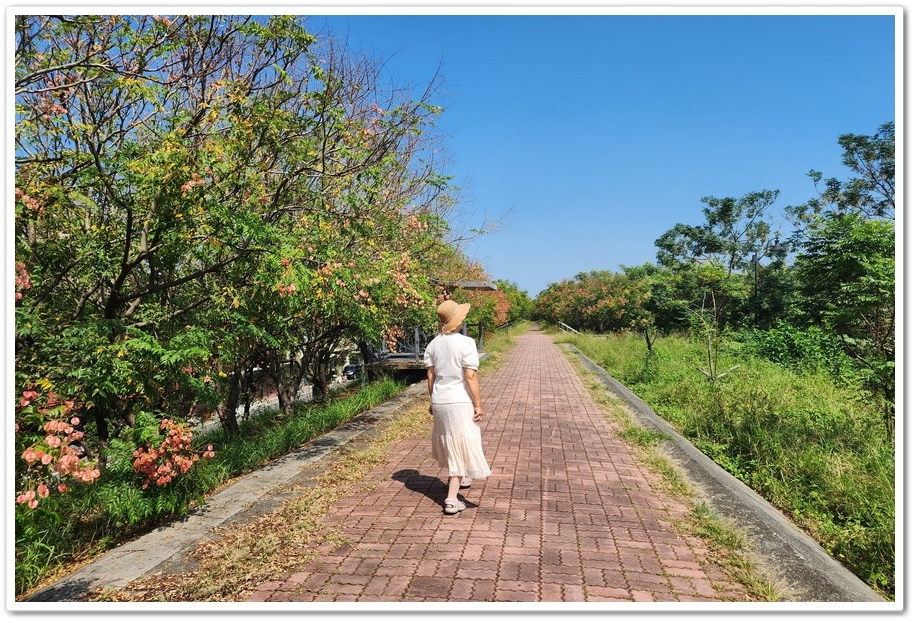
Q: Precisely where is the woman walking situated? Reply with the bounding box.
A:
[423,299,492,514]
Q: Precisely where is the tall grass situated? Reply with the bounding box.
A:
[15,378,404,597]
[558,330,894,598]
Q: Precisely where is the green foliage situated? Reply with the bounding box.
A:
[654,190,779,275]
[737,322,855,379]
[793,213,895,432]
[795,214,894,332]
[620,263,689,334]
[788,122,894,221]
[562,331,894,597]
[534,269,653,334]
[493,279,535,323]
[14,379,403,596]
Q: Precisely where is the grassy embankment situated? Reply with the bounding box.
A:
[17,322,532,599]
[17,375,406,596]
[555,329,894,600]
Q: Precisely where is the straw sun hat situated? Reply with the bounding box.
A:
[437,299,471,334]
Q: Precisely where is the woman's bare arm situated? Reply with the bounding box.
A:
[463,368,484,421]
[427,366,436,414]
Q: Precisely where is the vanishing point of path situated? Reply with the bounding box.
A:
[247,328,751,603]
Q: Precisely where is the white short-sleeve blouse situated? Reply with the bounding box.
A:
[423,332,480,404]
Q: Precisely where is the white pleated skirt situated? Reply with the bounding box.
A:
[430,402,492,479]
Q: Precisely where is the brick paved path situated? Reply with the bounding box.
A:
[247,328,751,603]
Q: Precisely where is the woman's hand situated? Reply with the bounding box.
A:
[464,368,483,422]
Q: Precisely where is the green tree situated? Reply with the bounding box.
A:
[788,122,895,222]
[654,190,782,330]
[784,121,896,434]
[620,263,685,344]
[655,190,780,275]
[793,214,895,433]
[494,279,535,323]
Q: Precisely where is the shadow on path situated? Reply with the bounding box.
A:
[391,468,477,509]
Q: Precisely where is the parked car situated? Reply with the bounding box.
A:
[343,364,362,380]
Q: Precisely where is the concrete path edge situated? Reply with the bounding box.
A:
[19,382,429,604]
[19,346,890,606]
[564,344,885,603]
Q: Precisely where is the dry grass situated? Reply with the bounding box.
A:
[85,329,530,603]
[563,347,783,602]
[88,395,432,602]
[88,325,780,603]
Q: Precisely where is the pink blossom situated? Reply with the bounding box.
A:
[17,491,35,504]
[56,454,79,474]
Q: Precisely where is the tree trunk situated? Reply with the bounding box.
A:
[313,379,329,401]
[274,356,305,418]
[93,408,110,442]
[311,363,331,401]
[219,370,242,436]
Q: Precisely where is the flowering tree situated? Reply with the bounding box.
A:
[444,260,511,330]
[494,280,535,323]
[15,384,101,509]
[15,15,316,439]
[132,419,215,490]
[14,14,481,527]
[204,38,457,412]
[535,270,653,335]
[14,15,463,501]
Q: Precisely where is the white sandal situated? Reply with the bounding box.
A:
[459,477,473,489]
[443,498,466,514]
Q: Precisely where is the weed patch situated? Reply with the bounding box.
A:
[560,330,894,599]
[571,359,780,601]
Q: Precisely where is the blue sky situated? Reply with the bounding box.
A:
[310,9,897,298]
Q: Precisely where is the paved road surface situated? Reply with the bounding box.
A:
[22,328,885,610]
[247,329,753,603]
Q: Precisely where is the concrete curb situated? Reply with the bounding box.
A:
[21,382,428,603]
[564,344,885,603]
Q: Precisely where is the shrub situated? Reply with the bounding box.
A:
[562,330,894,598]
[737,322,855,378]
[15,378,404,596]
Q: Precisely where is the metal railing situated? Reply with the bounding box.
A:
[367,322,488,367]
[558,322,580,334]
